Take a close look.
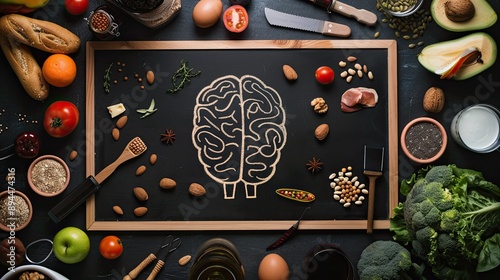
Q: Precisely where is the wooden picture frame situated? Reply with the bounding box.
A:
[85,40,398,231]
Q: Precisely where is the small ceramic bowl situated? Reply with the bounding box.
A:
[401,117,448,164]
[0,264,69,280]
[0,190,33,232]
[27,155,70,197]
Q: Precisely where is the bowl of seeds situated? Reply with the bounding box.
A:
[377,0,424,17]
[0,190,33,232]
[401,117,448,165]
[27,155,70,197]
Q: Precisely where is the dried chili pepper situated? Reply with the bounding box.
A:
[266,207,310,251]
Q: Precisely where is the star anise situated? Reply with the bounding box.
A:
[160,129,176,144]
[306,157,323,173]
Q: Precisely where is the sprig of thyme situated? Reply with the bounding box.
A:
[103,63,113,94]
[167,60,201,93]
[136,99,157,119]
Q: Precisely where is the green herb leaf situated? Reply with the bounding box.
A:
[137,99,157,119]
[103,63,113,94]
[148,99,156,111]
[167,60,201,93]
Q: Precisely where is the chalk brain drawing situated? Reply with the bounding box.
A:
[192,75,287,199]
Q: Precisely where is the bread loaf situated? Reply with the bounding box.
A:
[0,14,80,54]
[0,34,49,101]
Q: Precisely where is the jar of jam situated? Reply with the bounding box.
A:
[86,5,122,40]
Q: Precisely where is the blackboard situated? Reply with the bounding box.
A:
[85,40,398,231]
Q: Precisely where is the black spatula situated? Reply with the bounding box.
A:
[363,146,384,234]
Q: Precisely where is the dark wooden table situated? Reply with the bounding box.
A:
[1,0,499,279]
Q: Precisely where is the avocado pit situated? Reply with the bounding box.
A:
[444,0,475,22]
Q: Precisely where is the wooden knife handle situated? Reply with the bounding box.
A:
[333,2,378,26]
[366,175,378,234]
[321,21,351,38]
[146,260,165,280]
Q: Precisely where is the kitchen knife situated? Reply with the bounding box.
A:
[264,7,351,38]
[305,0,378,26]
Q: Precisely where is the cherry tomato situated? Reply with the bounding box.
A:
[315,66,335,85]
[43,101,80,138]
[15,132,40,159]
[223,5,249,33]
[64,0,88,15]
[99,236,123,259]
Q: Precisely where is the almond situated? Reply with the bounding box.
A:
[314,123,330,141]
[149,153,157,165]
[112,128,120,141]
[178,255,191,266]
[115,115,128,129]
[159,178,177,189]
[189,183,206,196]
[133,187,148,201]
[134,206,148,217]
[136,165,146,176]
[112,205,123,215]
[146,70,155,85]
[423,87,445,113]
[282,64,298,81]
[69,150,78,161]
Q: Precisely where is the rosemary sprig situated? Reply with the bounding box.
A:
[167,60,201,93]
[136,99,157,119]
[103,63,113,94]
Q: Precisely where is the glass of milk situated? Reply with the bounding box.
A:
[451,104,500,153]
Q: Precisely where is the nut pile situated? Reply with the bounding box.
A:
[376,6,433,48]
[338,56,374,83]
[90,11,111,33]
[329,166,368,207]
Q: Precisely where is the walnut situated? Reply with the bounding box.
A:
[444,0,475,22]
[423,87,445,113]
[19,271,46,280]
[311,97,328,114]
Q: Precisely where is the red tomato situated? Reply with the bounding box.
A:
[43,101,80,138]
[99,236,123,259]
[223,5,249,33]
[64,0,88,15]
[315,66,335,85]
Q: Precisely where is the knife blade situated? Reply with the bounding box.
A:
[306,0,378,26]
[264,7,351,38]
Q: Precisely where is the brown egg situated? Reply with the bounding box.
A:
[192,0,223,28]
[258,253,290,280]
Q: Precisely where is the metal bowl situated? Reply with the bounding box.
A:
[377,0,424,17]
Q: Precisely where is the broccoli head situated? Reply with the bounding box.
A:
[425,165,454,186]
[357,240,412,280]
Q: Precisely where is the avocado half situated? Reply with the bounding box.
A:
[418,32,497,80]
[431,0,497,32]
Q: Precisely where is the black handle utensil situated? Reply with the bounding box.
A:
[363,146,384,234]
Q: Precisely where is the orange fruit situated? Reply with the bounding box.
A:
[42,54,77,87]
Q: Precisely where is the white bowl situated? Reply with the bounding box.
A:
[0,265,69,280]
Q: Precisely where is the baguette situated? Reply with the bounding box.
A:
[0,34,49,101]
[0,14,80,54]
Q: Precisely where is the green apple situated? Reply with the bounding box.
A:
[53,226,90,264]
